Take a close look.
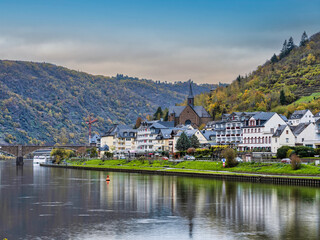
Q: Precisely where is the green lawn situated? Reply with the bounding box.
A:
[294,92,320,104]
[68,159,320,176]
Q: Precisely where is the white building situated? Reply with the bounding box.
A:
[136,121,175,153]
[215,112,259,147]
[238,112,287,151]
[291,122,318,148]
[271,125,296,153]
[194,129,216,147]
[288,109,314,126]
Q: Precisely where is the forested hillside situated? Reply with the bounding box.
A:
[0,61,216,144]
[202,31,320,120]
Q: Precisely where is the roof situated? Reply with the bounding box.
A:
[176,129,197,137]
[273,125,287,137]
[102,124,132,137]
[157,121,175,128]
[201,130,216,141]
[289,110,309,120]
[100,145,109,151]
[280,114,288,122]
[188,80,194,98]
[159,129,173,139]
[314,112,320,117]
[252,112,275,121]
[168,106,185,116]
[169,105,211,118]
[290,122,311,136]
[116,129,137,138]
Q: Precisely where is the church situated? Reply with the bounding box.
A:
[168,81,212,127]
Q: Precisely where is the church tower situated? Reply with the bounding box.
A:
[187,80,194,107]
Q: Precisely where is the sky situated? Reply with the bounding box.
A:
[0,0,319,84]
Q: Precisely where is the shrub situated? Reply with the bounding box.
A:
[138,156,145,164]
[294,146,315,157]
[315,148,320,156]
[290,154,301,170]
[222,148,237,168]
[286,149,295,158]
[187,148,196,155]
[277,146,292,159]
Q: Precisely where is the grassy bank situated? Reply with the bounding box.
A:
[67,159,320,176]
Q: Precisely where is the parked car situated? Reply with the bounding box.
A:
[184,155,195,160]
[281,158,291,164]
[162,157,169,160]
[236,157,243,162]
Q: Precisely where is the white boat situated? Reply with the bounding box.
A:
[33,156,47,164]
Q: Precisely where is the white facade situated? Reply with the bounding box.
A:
[239,113,287,151]
[288,110,314,126]
[295,123,318,148]
[271,125,295,153]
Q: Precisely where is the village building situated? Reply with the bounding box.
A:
[194,129,217,147]
[136,120,175,154]
[271,125,296,153]
[215,112,259,147]
[168,81,212,127]
[288,109,314,126]
[291,122,318,148]
[238,112,287,151]
[100,124,135,155]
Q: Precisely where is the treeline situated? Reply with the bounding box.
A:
[0,60,215,144]
[200,31,320,120]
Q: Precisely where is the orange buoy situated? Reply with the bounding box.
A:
[106,175,110,182]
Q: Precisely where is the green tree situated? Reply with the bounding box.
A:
[277,146,291,159]
[287,37,295,52]
[221,148,237,168]
[280,90,286,105]
[153,107,163,120]
[280,40,288,59]
[300,31,308,47]
[190,134,200,148]
[176,132,191,151]
[270,54,278,63]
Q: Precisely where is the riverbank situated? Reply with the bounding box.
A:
[40,159,320,186]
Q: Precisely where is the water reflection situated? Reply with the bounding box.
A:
[0,160,320,240]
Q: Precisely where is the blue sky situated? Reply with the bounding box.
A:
[0,0,319,83]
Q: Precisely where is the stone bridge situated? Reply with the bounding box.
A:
[0,145,92,166]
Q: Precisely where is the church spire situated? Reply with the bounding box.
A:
[187,79,194,107]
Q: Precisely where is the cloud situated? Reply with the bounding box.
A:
[0,26,307,84]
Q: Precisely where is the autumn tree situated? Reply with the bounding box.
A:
[134,117,143,129]
[221,148,237,168]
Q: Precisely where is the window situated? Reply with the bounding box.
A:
[275,138,277,143]
[286,138,289,143]
[244,129,246,133]
[270,128,274,134]
[302,138,304,142]
[286,130,289,134]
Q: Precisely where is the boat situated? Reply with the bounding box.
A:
[33,155,47,164]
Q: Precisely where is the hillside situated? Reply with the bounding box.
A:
[202,31,320,120]
[0,61,216,144]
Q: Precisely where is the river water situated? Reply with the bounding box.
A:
[1,160,320,240]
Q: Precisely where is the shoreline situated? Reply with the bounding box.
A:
[40,163,320,187]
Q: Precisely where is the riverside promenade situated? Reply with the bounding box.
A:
[40,163,320,187]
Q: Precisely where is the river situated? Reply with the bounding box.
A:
[1,160,320,239]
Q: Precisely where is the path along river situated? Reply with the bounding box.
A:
[1,160,320,240]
